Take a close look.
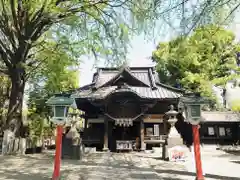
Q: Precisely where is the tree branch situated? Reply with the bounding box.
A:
[0,47,12,68]
[9,0,20,36]
[0,67,8,75]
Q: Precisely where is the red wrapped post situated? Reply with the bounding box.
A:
[192,125,204,180]
[52,125,63,180]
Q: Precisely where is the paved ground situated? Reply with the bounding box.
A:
[0,145,240,180]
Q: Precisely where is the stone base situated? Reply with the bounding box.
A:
[52,175,61,180]
[167,137,183,148]
[195,177,205,180]
[102,147,109,152]
[165,127,184,161]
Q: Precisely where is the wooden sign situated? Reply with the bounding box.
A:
[144,114,164,123]
[147,114,164,119]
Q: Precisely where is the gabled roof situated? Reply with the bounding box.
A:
[94,66,160,88]
[72,66,184,100]
[95,66,150,88]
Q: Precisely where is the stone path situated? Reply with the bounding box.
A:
[184,145,240,179]
[0,147,240,180]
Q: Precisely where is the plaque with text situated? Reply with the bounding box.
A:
[190,105,201,119]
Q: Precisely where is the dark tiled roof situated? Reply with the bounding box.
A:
[73,66,183,100]
[132,71,151,86]
[95,71,117,87]
[72,84,182,99]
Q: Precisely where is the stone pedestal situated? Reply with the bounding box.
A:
[167,124,183,147]
[62,126,83,160]
[102,147,109,152]
[165,121,183,160]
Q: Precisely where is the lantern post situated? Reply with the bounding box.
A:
[46,93,75,180]
[179,93,208,180]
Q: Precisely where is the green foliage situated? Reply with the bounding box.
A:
[27,44,78,137]
[152,25,240,102]
[30,39,79,91]
[26,29,80,116]
[231,100,240,112]
[27,113,54,143]
[0,75,10,126]
[27,43,79,138]
[164,0,240,35]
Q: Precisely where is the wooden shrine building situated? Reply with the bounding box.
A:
[72,66,184,151]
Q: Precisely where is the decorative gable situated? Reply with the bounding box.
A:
[96,67,150,88]
[94,66,158,89]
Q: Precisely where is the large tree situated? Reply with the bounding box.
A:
[0,0,163,139]
[152,25,240,102]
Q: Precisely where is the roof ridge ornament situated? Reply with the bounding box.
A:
[119,61,130,70]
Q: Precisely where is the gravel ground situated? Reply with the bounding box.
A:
[0,145,239,180]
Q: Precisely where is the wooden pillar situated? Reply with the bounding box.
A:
[140,119,145,151]
[84,116,88,129]
[103,117,109,151]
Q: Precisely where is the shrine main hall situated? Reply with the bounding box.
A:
[69,66,188,151]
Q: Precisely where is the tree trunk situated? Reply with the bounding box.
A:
[0,77,10,134]
[2,69,27,155]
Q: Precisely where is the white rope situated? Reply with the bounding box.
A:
[104,113,144,127]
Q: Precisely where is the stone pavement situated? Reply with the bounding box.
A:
[0,146,239,180]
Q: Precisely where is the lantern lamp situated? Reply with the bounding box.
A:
[46,93,75,125]
[179,93,209,125]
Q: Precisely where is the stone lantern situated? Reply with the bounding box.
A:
[165,105,183,148]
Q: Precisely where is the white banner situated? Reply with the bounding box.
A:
[168,146,187,162]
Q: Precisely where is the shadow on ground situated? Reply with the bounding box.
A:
[0,152,240,180]
[0,169,49,180]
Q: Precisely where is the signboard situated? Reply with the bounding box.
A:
[208,127,215,135]
[146,128,153,136]
[186,105,202,125]
[219,127,225,136]
[190,105,201,118]
[143,114,164,123]
[168,146,187,162]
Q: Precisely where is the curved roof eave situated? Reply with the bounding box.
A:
[156,82,185,93]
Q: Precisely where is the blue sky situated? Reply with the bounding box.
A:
[79,20,240,86]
